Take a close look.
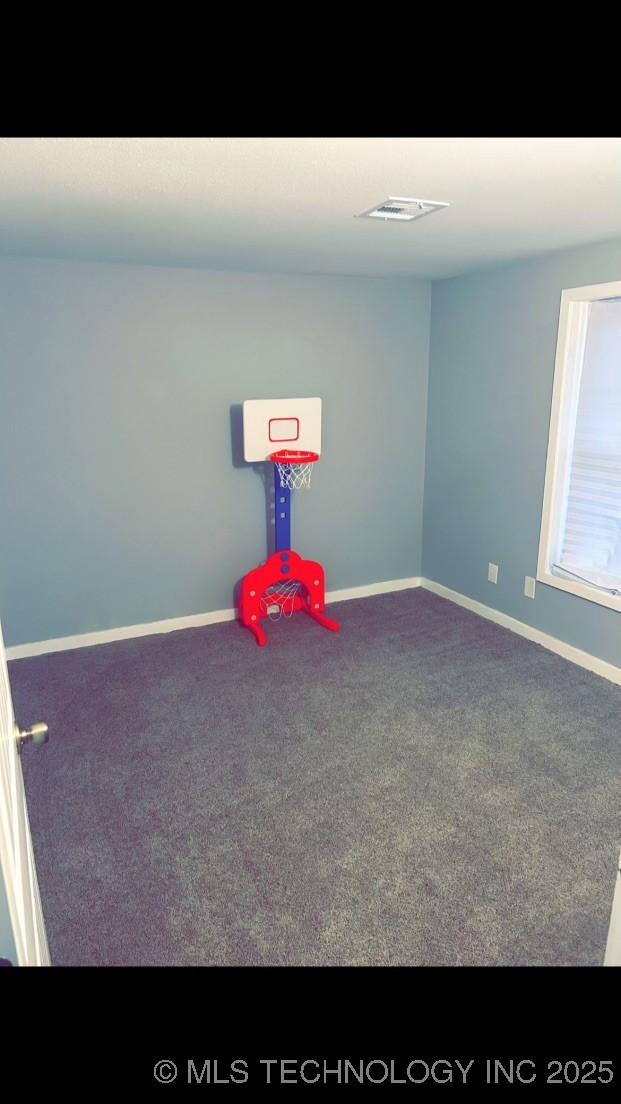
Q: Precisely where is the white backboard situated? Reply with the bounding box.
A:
[243,397,322,462]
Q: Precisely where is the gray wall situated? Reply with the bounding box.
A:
[423,236,621,668]
[3,240,621,668]
[0,257,430,646]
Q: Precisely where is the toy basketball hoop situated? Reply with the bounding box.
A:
[269,449,319,490]
[239,397,340,646]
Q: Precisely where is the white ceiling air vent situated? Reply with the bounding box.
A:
[356,196,449,222]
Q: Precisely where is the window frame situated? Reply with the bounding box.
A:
[537,280,621,613]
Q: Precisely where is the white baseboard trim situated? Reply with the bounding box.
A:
[8,574,620,687]
[6,576,422,660]
[327,576,422,604]
[6,607,238,660]
[422,577,621,687]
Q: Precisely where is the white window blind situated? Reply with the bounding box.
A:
[553,299,621,594]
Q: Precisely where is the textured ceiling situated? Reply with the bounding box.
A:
[0,137,620,279]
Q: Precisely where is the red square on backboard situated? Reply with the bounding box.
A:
[269,417,300,443]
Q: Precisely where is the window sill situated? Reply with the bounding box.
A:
[537,569,621,613]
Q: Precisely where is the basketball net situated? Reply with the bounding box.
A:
[273,459,315,490]
[270,449,319,491]
[260,580,303,620]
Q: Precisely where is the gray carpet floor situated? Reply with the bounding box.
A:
[9,588,621,966]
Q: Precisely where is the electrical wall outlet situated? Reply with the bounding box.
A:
[524,576,536,599]
[488,563,499,584]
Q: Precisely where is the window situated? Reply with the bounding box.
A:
[538,281,621,612]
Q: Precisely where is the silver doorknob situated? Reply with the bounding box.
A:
[16,722,49,751]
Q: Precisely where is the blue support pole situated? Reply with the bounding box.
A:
[274,465,292,552]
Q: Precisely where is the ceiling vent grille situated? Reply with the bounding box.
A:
[356,196,449,222]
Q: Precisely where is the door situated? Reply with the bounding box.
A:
[604,850,621,966]
[0,615,50,965]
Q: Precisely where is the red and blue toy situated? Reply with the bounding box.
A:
[239,400,341,647]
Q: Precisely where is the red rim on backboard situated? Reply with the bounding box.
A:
[269,450,319,464]
[269,449,319,490]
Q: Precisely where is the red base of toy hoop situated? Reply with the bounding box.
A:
[239,549,341,647]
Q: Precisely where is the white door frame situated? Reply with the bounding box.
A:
[0,616,50,966]
[604,850,621,966]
